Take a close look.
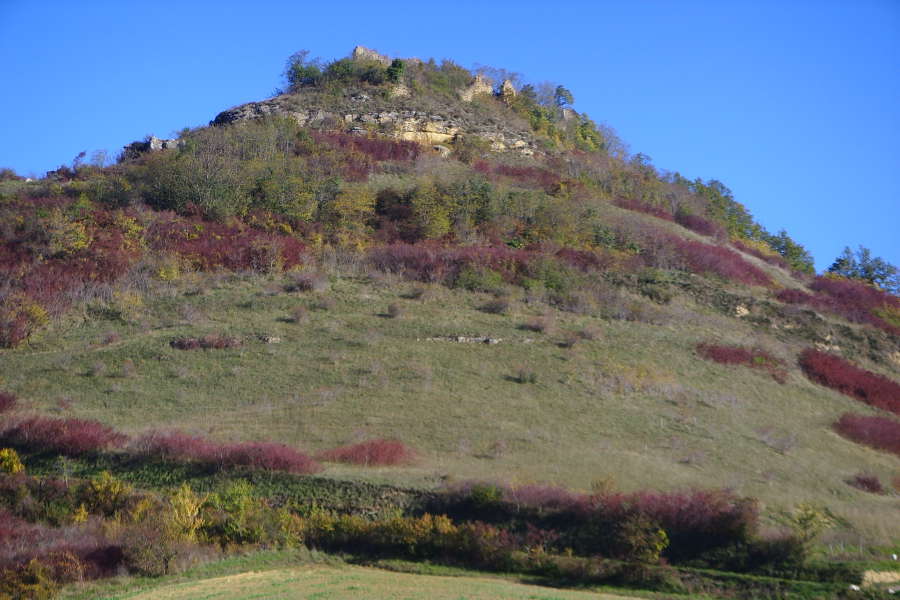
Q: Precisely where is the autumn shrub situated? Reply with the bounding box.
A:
[845,473,884,494]
[0,417,127,457]
[170,334,241,350]
[799,349,900,415]
[674,239,771,286]
[675,210,723,237]
[778,276,900,335]
[434,484,757,564]
[615,198,674,222]
[733,239,790,269]
[313,131,420,162]
[319,439,417,466]
[77,471,131,516]
[0,449,24,475]
[833,413,900,456]
[0,392,16,414]
[218,441,322,474]
[133,430,321,474]
[0,558,58,599]
[696,343,786,383]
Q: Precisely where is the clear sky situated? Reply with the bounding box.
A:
[1,0,897,271]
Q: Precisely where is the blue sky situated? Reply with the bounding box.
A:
[1,0,897,271]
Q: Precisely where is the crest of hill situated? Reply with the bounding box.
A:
[210,45,542,155]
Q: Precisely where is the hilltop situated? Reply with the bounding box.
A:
[1,45,899,599]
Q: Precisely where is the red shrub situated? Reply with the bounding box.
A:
[733,240,790,270]
[313,132,420,162]
[775,288,814,305]
[170,334,241,350]
[146,214,306,273]
[799,349,900,415]
[132,430,321,474]
[0,416,127,456]
[675,212,723,237]
[846,473,884,494]
[493,164,562,193]
[218,441,322,474]
[368,243,531,285]
[696,343,786,383]
[131,430,217,462]
[319,439,417,466]
[778,277,900,336]
[833,413,900,456]
[674,239,771,287]
[600,488,759,560]
[0,392,16,413]
[615,198,674,222]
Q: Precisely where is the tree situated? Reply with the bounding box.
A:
[386,59,405,83]
[766,229,815,274]
[284,50,322,91]
[554,85,574,108]
[828,245,899,293]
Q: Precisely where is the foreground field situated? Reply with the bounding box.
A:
[121,565,636,600]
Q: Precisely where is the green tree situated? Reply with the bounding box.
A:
[828,245,899,293]
[554,85,574,107]
[386,59,405,83]
[284,50,323,91]
[765,229,815,274]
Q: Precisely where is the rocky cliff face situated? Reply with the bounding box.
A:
[211,93,536,155]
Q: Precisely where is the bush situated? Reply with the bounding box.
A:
[480,298,510,314]
[845,473,884,494]
[799,349,900,415]
[0,417,127,457]
[78,471,131,516]
[778,276,900,336]
[0,449,24,475]
[284,271,327,293]
[675,210,723,237]
[132,430,322,474]
[318,439,417,466]
[696,343,786,383]
[0,559,58,599]
[0,392,16,413]
[170,334,241,350]
[833,413,900,456]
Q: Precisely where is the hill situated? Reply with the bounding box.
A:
[0,45,898,598]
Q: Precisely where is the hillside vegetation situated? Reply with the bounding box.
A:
[0,46,898,599]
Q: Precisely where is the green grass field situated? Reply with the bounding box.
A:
[3,269,899,544]
[115,565,635,600]
[60,551,648,600]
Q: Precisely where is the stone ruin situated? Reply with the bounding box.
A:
[351,45,390,66]
[458,74,494,102]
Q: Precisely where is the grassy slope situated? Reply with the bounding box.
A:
[2,269,899,543]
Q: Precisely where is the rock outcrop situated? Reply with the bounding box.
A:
[211,96,536,155]
[351,45,390,66]
[122,136,183,160]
